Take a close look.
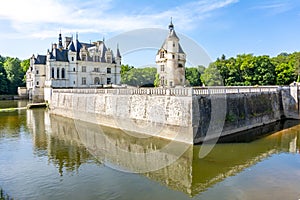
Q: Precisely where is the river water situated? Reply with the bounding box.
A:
[0,100,300,200]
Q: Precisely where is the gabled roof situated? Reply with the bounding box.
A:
[68,40,76,52]
[34,55,46,64]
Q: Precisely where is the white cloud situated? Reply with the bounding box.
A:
[253,1,293,15]
[0,0,238,39]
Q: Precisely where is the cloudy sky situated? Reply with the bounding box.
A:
[0,0,300,66]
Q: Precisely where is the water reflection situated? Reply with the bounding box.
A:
[26,109,92,175]
[25,109,300,197]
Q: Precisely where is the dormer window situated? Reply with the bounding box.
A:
[160,51,165,58]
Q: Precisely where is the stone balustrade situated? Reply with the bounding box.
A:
[52,86,280,96]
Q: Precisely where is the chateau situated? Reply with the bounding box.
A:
[26,33,121,101]
[26,21,186,101]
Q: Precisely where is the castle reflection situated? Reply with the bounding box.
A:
[26,109,300,196]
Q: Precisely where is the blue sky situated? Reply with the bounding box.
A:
[0,0,300,67]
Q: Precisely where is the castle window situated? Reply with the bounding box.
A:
[57,68,60,78]
[73,81,75,84]
[73,68,75,72]
[51,68,55,78]
[107,68,111,74]
[170,81,173,87]
[178,63,183,68]
[71,57,74,61]
[94,68,99,72]
[94,77,100,85]
[36,70,39,75]
[160,51,164,58]
[107,77,111,84]
[172,54,175,59]
[36,81,39,86]
[82,77,86,85]
[161,65,164,72]
[62,68,65,79]
[161,76,164,86]
[82,54,86,61]
[82,66,86,72]
[173,42,175,47]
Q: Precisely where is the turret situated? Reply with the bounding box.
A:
[156,19,186,87]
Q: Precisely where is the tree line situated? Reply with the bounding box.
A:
[201,52,300,86]
[0,55,29,95]
[121,52,300,87]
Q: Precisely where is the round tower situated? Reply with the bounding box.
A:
[156,19,186,87]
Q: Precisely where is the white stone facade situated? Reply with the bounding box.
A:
[26,33,121,101]
[156,20,186,87]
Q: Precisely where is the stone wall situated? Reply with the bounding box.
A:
[49,86,300,144]
[192,92,283,143]
[50,88,194,144]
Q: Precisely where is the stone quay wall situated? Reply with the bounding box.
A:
[47,86,299,144]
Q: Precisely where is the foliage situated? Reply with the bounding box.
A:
[121,65,157,86]
[201,52,300,86]
[0,55,27,95]
[185,66,205,86]
[201,63,223,86]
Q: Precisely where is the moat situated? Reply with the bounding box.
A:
[0,100,300,199]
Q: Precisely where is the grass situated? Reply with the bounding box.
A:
[0,107,27,113]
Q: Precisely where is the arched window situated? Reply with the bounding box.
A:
[51,68,55,78]
[57,68,60,79]
[62,68,65,79]
[94,77,100,85]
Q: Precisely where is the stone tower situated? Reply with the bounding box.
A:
[156,19,186,87]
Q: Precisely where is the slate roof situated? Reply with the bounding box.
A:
[50,49,69,62]
[68,40,76,52]
[34,55,46,64]
[178,44,185,54]
[100,42,108,62]
[116,47,121,58]
[168,29,179,40]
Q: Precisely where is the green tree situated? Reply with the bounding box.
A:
[185,67,201,86]
[0,57,9,94]
[3,57,24,94]
[275,63,295,85]
[201,63,223,86]
[121,67,157,86]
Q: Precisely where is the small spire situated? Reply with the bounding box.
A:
[103,36,105,43]
[169,17,174,31]
[76,32,78,41]
[116,43,121,58]
[58,30,63,49]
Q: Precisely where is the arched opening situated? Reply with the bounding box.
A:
[94,77,100,85]
[57,68,60,78]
